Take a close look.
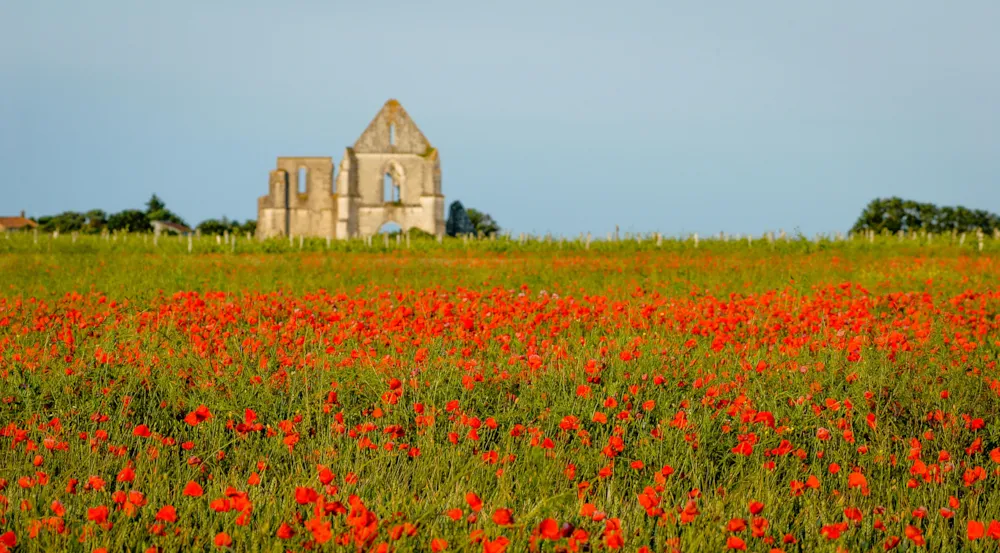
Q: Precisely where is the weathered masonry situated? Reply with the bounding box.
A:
[257,99,445,239]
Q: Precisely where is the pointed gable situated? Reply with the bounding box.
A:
[352,99,433,154]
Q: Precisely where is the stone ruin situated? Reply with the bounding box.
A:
[257,99,445,239]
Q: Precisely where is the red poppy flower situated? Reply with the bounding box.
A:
[304,517,332,544]
[482,536,509,553]
[154,505,177,523]
[465,492,482,513]
[87,505,109,524]
[492,509,513,526]
[967,520,985,541]
[538,518,560,540]
[182,481,203,497]
[184,405,213,426]
[214,532,232,548]
[276,522,295,539]
[987,521,1000,540]
[904,525,924,546]
[116,465,136,483]
[727,518,746,532]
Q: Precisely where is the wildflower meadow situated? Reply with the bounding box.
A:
[2,233,1000,552]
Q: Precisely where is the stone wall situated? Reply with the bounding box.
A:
[257,157,336,239]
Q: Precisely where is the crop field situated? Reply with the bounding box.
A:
[1,236,1000,552]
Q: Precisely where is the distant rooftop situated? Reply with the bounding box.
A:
[152,220,192,234]
[0,211,37,231]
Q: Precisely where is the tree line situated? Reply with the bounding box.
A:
[32,196,500,237]
[33,194,994,238]
[33,195,257,236]
[852,197,999,235]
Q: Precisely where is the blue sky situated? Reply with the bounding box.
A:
[3,1,998,236]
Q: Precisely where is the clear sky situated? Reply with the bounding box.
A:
[3,1,998,237]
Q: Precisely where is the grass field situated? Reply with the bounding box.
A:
[1,235,1000,552]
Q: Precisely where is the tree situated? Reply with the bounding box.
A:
[937,206,958,232]
[107,210,152,233]
[445,201,474,237]
[146,194,166,214]
[145,194,188,227]
[196,217,257,236]
[466,208,500,236]
[238,220,257,236]
[39,211,86,233]
[851,197,999,234]
[84,210,107,233]
[148,208,188,226]
[196,219,229,236]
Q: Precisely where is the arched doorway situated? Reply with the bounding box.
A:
[377,221,403,236]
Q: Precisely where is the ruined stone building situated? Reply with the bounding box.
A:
[257,100,444,239]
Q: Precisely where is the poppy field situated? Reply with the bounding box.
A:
[2,239,1000,552]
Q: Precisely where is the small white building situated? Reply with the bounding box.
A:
[151,220,192,236]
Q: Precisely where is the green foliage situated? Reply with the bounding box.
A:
[466,208,500,236]
[84,209,108,233]
[29,194,191,234]
[445,201,474,237]
[148,208,188,227]
[145,194,166,214]
[406,227,435,240]
[851,197,1000,234]
[107,209,152,233]
[35,210,109,234]
[4,228,998,259]
[197,218,234,236]
[375,226,435,239]
[38,211,87,233]
[197,217,257,236]
[146,195,188,228]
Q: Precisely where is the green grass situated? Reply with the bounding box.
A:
[0,236,998,551]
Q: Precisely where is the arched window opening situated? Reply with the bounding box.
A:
[383,173,399,203]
